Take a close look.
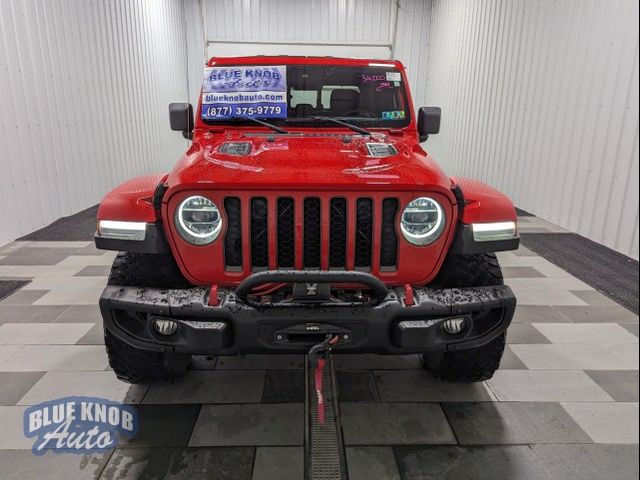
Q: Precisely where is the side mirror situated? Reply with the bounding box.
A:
[169,103,194,140]
[417,106,441,142]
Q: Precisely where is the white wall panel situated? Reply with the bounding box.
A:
[204,0,396,44]
[194,0,431,106]
[425,0,639,259]
[0,0,190,246]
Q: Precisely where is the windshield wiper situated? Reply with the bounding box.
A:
[288,116,372,135]
[310,116,371,135]
[243,117,289,134]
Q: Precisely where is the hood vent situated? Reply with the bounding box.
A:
[219,142,252,156]
[365,142,398,158]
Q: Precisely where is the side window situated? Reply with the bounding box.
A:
[290,88,317,108]
[320,86,360,109]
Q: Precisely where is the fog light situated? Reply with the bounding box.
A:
[442,317,466,335]
[154,319,178,336]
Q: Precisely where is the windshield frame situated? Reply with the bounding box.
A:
[196,63,415,131]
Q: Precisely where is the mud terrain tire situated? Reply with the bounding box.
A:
[105,252,191,383]
[420,253,507,382]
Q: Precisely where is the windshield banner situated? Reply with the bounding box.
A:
[201,66,287,120]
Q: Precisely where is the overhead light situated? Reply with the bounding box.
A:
[472,221,518,242]
[98,220,146,241]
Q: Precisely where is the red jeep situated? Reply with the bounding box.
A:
[95,56,519,383]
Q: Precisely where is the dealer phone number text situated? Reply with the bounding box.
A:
[205,106,283,117]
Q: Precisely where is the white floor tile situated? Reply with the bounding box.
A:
[533,323,639,344]
[18,371,148,405]
[0,345,109,371]
[57,255,117,267]
[0,323,95,344]
[0,345,22,364]
[486,370,613,402]
[510,287,588,306]
[0,265,85,278]
[511,344,639,370]
[23,241,92,248]
[0,406,34,449]
[561,402,639,444]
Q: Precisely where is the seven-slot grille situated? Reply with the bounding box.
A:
[223,196,399,272]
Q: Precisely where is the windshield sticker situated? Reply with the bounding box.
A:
[361,73,394,92]
[202,66,287,120]
[386,71,402,82]
[382,110,406,120]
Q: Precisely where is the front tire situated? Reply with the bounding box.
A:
[420,253,507,382]
[105,252,191,383]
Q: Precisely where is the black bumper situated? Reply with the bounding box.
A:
[100,282,516,355]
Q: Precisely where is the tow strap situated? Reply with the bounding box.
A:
[305,335,347,480]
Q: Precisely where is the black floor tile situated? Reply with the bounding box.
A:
[395,445,551,480]
[442,402,591,445]
[119,405,201,448]
[252,446,303,480]
[0,372,46,405]
[0,280,30,301]
[585,370,640,402]
[0,449,111,480]
[261,369,305,403]
[99,447,254,480]
[532,444,640,480]
[620,323,639,337]
[337,370,379,401]
[0,305,68,324]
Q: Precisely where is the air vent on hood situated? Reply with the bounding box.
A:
[365,142,397,158]
[219,142,252,156]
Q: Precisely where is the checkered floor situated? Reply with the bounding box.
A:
[0,215,638,480]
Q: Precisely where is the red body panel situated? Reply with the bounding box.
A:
[452,177,517,224]
[97,174,167,223]
[162,189,457,287]
[97,56,517,287]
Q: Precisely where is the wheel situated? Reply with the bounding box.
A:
[105,330,191,383]
[105,252,191,383]
[107,252,190,288]
[420,253,507,382]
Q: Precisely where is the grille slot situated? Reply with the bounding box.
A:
[304,198,322,268]
[250,197,269,270]
[224,195,399,273]
[380,198,399,269]
[329,198,347,268]
[223,197,242,269]
[354,198,373,268]
[277,198,295,268]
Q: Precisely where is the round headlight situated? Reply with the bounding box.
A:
[400,197,445,246]
[175,196,222,245]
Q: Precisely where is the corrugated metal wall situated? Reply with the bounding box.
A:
[191,0,432,106]
[0,0,190,246]
[424,0,639,259]
[203,0,396,44]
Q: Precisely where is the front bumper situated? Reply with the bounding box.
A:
[100,280,516,355]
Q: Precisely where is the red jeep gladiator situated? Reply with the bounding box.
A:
[95,56,519,384]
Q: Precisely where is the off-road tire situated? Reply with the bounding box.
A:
[107,252,190,288]
[420,253,507,382]
[105,252,191,383]
[105,330,190,383]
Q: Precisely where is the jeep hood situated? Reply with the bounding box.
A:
[166,133,454,197]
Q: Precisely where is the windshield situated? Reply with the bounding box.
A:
[200,64,410,129]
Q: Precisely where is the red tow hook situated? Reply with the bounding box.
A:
[308,334,339,424]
